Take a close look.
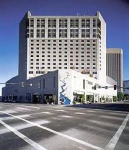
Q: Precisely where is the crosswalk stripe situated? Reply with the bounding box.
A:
[0,110,103,150]
[104,113,129,150]
[0,119,47,150]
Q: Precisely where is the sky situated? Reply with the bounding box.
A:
[0,0,129,96]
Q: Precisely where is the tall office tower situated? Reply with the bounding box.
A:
[19,11,106,82]
[123,80,129,94]
[106,48,123,92]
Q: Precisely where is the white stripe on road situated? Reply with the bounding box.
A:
[0,103,40,111]
[16,107,31,111]
[75,112,85,115]
[20,105,40,110]
[104,113,129,150]
[55,110,66,112]
[0,111,102,150]
[28,111,53,115]
[0,119,50,135]
[0,119,47,150]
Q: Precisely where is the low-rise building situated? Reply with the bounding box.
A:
[2,69,117,104]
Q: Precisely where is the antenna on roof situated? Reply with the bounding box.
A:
[77,13,80,16]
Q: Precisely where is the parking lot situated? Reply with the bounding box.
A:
[0,103,129,150]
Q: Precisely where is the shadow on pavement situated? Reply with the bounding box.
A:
[66,103,129,112]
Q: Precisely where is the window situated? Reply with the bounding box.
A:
[70,29,79,38]
[48,29,56,38]
[70,19,79,28]
[59,19,67,28]
[48,19,56,28]
[53,76,55,87]
[29,71,33,74]
[43,79,45,89]
[59,29,67,38]
[83,79,85,89]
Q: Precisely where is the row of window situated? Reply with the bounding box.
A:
[28,18,100,28]
[30,55,96,59]
[29,66,96,74]
[30,39,96,43]
[29,59,96,66]
[30,62,96,67]
[30,43,96,46]
[27,29,101,38]
[30,51,96,54]
[30,48,96,51]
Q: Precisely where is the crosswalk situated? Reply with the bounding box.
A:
[0,104,129,150]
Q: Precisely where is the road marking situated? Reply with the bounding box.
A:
[55,109,66,112]
[60,115,73,118]
[0,119,47,150]
[0,111,103,150]
[16,107,31,111]
[0,119,50,135]
[0,114,30,121]
[29,111,53,115]
[0,103,40,111]
[20,105,40,110]
[104,113,129,150]
[4,110,16,113]
[75,112,85,115]
[100,115,123,121]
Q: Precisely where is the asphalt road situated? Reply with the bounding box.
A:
[0,103,129,150]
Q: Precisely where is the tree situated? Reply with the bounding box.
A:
[90,74,93,77]
[81,94,85,103]
[101,96,105,103]
[88,95,93,102]
[71,66,75,69]
[113,96,118,102]
[123,94,129,100]
[81,70,86,74]
[117,92,124,101]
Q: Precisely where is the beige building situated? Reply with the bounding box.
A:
[106,48,123,92]
[19,11,106,83]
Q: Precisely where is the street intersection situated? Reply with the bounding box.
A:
[0,103,129,150]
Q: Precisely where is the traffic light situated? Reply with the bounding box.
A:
[114,85,117,90]
[94,85,96,90]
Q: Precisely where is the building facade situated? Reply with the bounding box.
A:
[2,70,117,104]
[123,80,129,94]
[106,48,123,92]
[19,11,106,82]
[2,11,118,104]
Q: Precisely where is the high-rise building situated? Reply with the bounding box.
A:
[19,11,106,82]
[106,48,123,92]
[2,11,118,104]
[123,80,129,94]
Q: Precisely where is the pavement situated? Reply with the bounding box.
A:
[0,102,129,150]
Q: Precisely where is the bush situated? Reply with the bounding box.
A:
[113,96,118,102]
